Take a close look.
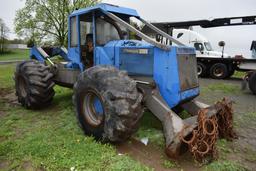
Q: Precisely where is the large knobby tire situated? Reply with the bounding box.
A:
[209,63,228,79]
[73,65,143,142]
[197,62,208,77]
[14,60,55,109]
[248,72,256,94]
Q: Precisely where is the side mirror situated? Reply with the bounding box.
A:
[218,41,226,58]
[218,41,225,47]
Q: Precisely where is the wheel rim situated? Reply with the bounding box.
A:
[82,90,104,126]
[213,67,224,77]
[18,76,27,97]
[197,65,203,76]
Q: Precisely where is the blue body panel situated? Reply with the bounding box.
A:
[30,47,45,62]
[70,3,139,18]
[117,41,154,76]
[153,46,199,107]
[30,46,69,62]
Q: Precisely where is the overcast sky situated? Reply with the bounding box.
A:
[0,0,255,57]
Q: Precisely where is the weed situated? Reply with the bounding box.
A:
[0,49,29,61]
[244,112,256,122]
[179,110,190,119]
[201,83,240,94]
[162,160,177,169]
[135,111,164,147]
[204,160,247,171]
[217,139,232,155]
[233,71,246,79]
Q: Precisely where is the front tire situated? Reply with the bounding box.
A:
[197,62,208,77]
[14,60,55,109]
[73,66,143,142]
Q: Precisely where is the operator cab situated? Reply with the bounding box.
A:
[68,6,130,70]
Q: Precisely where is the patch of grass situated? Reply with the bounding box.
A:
[232,71,246,79]
[203,160,247,171]
[201,83,240,94]
[0,92,151,171]
[216,139,232,155]
[244,112,256,122]
[0,64,15,89]
[245,153,256,163]
[0,49,29,61]
[179,110,191,119]
[134,111,164,147]
[162,160,178,169]
[0,65,151,170]
[237,112,256,128]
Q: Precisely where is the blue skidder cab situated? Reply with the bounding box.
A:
[16,3,235,160]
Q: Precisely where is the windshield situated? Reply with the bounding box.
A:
[96,18,121,45]
[105,12,180,50]
[204,42,213,51]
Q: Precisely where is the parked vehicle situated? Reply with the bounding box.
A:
[14,3,234,159]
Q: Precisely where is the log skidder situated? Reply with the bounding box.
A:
[14,3,237,162]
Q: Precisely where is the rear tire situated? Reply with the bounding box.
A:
[248,72,256,94]
[197,62,208,77]
[209,63,228,79]
[14,60,55,109]
[226,69,235,78]
[73,65,143,142]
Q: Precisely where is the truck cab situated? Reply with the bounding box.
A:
[172,29,230,58]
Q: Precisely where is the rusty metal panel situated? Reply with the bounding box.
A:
[177,55,199,91]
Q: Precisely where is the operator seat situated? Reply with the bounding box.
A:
[81,34,94,68]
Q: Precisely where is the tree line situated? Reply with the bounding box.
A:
[15,0,101,47]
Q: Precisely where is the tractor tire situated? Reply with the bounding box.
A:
[209,63,228,79]
[73,65,143,142]
[248,72,256,94]
[197,62,208,77]
[14,60,55,109]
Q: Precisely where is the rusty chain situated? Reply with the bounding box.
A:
[180,98,236,162]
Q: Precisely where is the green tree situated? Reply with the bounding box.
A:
[15,0,101,46]
[0,18,10,53]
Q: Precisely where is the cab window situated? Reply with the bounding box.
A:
[204,42,213,51]
[80,21,93,46]
[194,43,204,51]
[70,17,78,47]
[96,18,121,45]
